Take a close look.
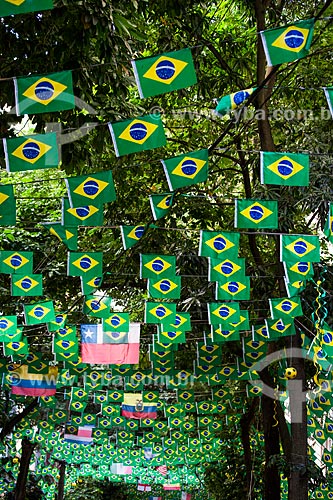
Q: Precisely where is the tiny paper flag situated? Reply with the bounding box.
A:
[65,170,116,208]
[83,294,112,319]
[235,199,278,229]
[24,300,56,325]
[215,276,250,300]
[120,224,147,250]
[132,48,197,99]
[162,149,208,190]
[0,184,16,226]
[62,197,104,227]
[280,234,320,263]
[260,18,315,66]
[108,114,166,157]
[147,276,181,299]
[208,256,246,281]
[260,151,309,186]
[145,301,177,324]
[140,253,176,279]
[149,193,174,220]
[199,231,239,260]
[103,312,130,332]
[0,315,17,336]
[0,0,53,16]
[3,133,58,172]
[3,338,29,357]
[0,250,33,274]
[14,70,75,116]
[269,296,303,320]
[11,273,43,296]
[215,87,256,116]
[42,222,78,251]
[207,302,240,325]
[80,276,103,296]
[67,251,103,278]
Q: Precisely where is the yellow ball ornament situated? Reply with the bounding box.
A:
[285,367,297,379]
[13,458,19,464]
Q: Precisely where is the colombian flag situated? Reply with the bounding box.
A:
[11,364,57,396]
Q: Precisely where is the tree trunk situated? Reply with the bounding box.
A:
[14,438,35,500]
[240,398,259,500]
[57,462,66,500]
[288,332,308,500]
[0,398,38,442]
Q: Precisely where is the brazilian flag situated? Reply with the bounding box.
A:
[148,275,181,299]
[62,197,104,227]
[280,234,320,263]
[11,273,43,297]
[140,253,176,279]
[215,276,250,300]
[14,70,74,116]
[24,300,55,325]
[65,170,116,208]
[120,224,147,250]
[215,87,256,116]
[269,296,303,321]
[0,250,33,274]
[260,151,309,186]
[144,301,177,324]
[149,193,174,220]
[208,256,246,282]
[83,294,112,319]
[103,312,130,332]
[42,222,78,251]
[0,0,53,16]
[162,149,208,190]
[199,230,239,260]
[80,276,103,296]
[0,316,17,337]
[3,133,58,172]
[67,251,103,278]
[235,199,278,229]
[0,184,16,226]
[260,18,315,66]
[108,113,166,157]
[131,48,197,99]
[207,302,240,325]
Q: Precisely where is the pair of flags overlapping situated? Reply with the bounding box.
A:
[0,250,43,297]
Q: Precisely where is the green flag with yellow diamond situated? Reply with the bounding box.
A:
[42,222,78,251]
[269,296,303,321]
[162,149,208,190]
[235,199,278,229]
[65,170,116,208]
[199,231,239,260]
[103,312,130,332]
[67,251,103,278]
[11,274,43,297]
[0,184,16,226]
[208,257,246,282]
[3,133,58,172]
[4,338,29,357]
[83,295,112,319]
[144,301,177,324]
[260,18,315,66]
[24,300,55,325]
[148,276,181,299]
[0,0,53,16]
[149,193,174,220]
[207,302,240,325]
[260,151,309,186]
[215,87,256,116]
[0,251,33,274]
[80,276,103,296]
[120,225,147,250]
[215,276,250,300]
[108,114,166,157]
[62,197,104,227]
[131,48,197,99]
[14,70,75,116]
[140,253,176,279]
[280,234,320,262]
[0,316,17,337]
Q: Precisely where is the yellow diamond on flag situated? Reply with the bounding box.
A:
[272,25,310,53]
[171,156,206,179]
[212,304,236,320]
[144,257,172,275]
[12,139,51,164]
[240,202,273,224]
[5,0,25,4]
[73,177,109,200]
[267,155,304,180]
[0,192,9,205]
[205,234,235,254]
[274,299,298,315]
[143,56,188,84]
[285,238,316,257]
[73,254,99,273]
[28,305,50,319]
[118,119,158,145]
[3,253,29,270]
[23,77,67,106]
